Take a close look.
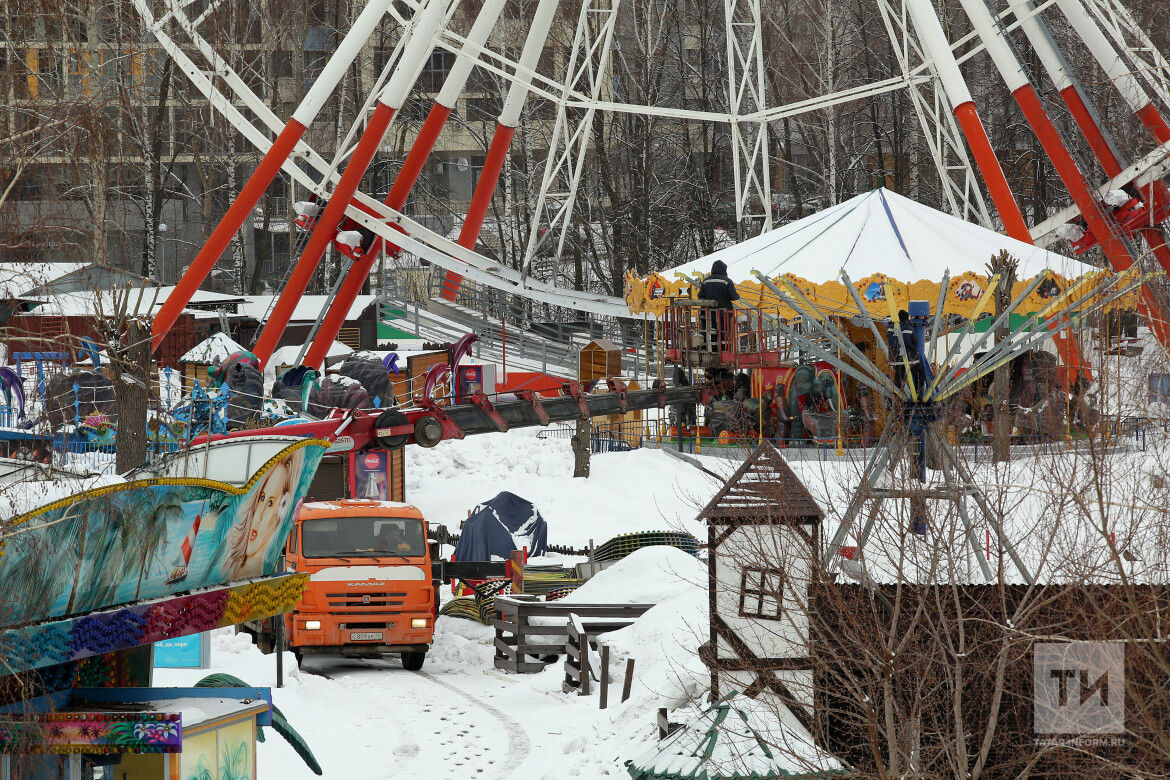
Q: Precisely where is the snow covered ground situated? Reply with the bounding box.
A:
[156,435,725,779]
[152,420,1170,777]
[404,429,724,549]
[155,546,709,779]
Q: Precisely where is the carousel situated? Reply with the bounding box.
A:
[627,189,1157,583]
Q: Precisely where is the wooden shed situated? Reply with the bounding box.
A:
[579,339,621,385]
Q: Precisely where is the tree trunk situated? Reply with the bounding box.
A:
[989,251,1018,463]
[571,417,591,478]
[115,319,151,473]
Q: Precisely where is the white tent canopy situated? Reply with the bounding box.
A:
[665,188,1094,284]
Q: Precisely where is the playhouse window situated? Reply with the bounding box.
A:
[739,567,785,620]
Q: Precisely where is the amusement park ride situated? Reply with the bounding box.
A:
[132,0,1170,577]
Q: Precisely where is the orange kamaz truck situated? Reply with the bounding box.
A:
[287,499,436,669]
[243,496,509,670]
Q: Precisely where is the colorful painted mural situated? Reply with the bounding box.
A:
[0,573,308,673]
[0,439,327,627]
[180,730,217,780]
[0,712,183,755]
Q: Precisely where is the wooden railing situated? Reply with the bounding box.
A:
[493,595,651,674]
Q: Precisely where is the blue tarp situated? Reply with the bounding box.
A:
[453,492,548,561]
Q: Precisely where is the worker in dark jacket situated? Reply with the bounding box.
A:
[696,260,739,353]
[698,260,740,309]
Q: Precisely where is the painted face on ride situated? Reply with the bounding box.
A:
[243,457,297,564]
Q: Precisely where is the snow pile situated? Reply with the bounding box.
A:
[407,430,716,548]
[427,618,495,671]
[534,548,711,777]
[559,545,704,606]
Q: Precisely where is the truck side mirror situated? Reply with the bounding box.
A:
[428,541,440,559]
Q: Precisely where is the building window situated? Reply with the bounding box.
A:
[418,49,454,92]
[272,50,295,78]
[738,567,784,621]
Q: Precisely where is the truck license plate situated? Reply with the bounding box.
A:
[350,631,383,641]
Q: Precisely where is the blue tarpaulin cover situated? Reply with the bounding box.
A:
[454,491,548,561]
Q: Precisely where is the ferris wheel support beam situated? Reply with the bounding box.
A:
[1007,0,1170,279]
[725,0,772,234]
[149,0,394,353]
[904,0,1031,242]
[440,0,562,303]
[1082,0,1170,137]
[955,2,1122,261]
[956,0,1170,349]
[252,0,452,366]
[874,0,992,227]
[1052,0,1170,144]
[303,0,510,370]
[520,0,620,283]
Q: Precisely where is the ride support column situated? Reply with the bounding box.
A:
[151,0,394,352]
[303,0,510,369]
[252,0,450,366]
[440,0,562,302]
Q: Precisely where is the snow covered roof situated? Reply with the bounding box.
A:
[238,295,377,323]
[0,263,90,298]
[180,332,248,364]
[268,342,354,368]
[664,188,1092,284]
[626,694,845,779]
[22,286,245,318]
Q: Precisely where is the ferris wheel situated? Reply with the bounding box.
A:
[134,0,1170,367]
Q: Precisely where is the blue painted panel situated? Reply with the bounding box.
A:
[154,633,207,668]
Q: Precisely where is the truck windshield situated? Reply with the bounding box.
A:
[301,516,426,558]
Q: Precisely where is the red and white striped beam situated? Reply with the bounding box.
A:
[302,0,510,370]
[1011,0,1170,274]
[906,0,1091,382]
[956,0,1170,346]
[150,0,394,353]
[439,0,562,303]
[251,0,450,367]
[905,0,1031,242]
[1053,0,1170,145]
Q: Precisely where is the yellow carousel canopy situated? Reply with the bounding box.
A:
[626,188,1114,319]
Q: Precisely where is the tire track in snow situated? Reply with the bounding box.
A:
[415,671,531,778]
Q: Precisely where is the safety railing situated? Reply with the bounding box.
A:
[662,302,797,370]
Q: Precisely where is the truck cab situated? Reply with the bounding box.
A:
[284,499,435,670]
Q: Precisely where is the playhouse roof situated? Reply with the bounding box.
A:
[665,189,1091,284]
[625,694,844,780]
[698,441,824,523]
[180,332,247,364]
[238,294,377,324]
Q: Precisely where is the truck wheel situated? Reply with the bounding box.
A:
[401,651,426,671]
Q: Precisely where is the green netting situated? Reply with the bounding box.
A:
[594,531,700,562]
